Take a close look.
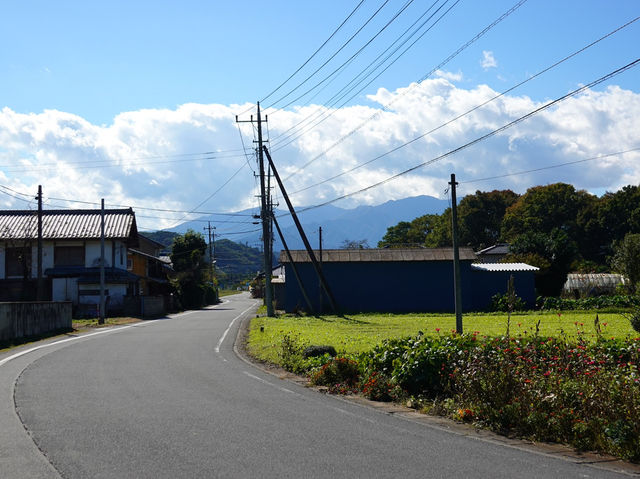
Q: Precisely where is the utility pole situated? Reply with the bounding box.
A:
[236,102,274,316]
[449,174,463,334]
[204,222,216,284]
[318,226,323,313]
[36,185,44,301]
[99,199,105,325]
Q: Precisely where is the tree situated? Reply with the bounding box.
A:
[378,214,442,247]
[501,183,596,243]
[611,233,640,294]
[508,229,579,296]
[170,230,214,309]
[457,189,519,250]
[341,239,370,249]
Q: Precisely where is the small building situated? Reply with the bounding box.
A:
[563,273,626,297]
[279,248,538,314]
[476,243,510,263]
[0,208,140,316]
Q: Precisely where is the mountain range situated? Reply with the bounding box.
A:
[171,195,449,253]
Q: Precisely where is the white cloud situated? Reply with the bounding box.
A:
[481,50,498,70]
[0,77,639,232]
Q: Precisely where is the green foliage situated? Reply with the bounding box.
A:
[310,357,360,393]
[278,333,308,373]
[170,230,211,310]
[489,291,526,312]
[509,229,579,297]
[360,333,640,461]
[539,295,639,311]
[611,233,640,294]
[622,301,640,334]
[457,189,519,250]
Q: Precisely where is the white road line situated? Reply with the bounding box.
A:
[243,371,299,395]
[0,325,136,367]
[214,305,255,353]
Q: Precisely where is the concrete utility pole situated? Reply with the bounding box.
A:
[449,174,463,334]
[36,185,44,301]
[318,226,323,313]
[99,199,106,325]
[236,103,273,316]
[204,222,216,284]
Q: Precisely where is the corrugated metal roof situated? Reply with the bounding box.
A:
[471,263,539,272]
[280,247,477,263]
[0,209,137,241]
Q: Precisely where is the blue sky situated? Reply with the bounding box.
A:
[0,1,639,233]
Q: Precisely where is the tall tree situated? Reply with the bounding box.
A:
[611,233,640,294]
[501,183,596,242]
[457,189,519,250]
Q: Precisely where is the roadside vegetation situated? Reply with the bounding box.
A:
[247,303,640,462]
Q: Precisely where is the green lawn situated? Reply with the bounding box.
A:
[248,311,637,364]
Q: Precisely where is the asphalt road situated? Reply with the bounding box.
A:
[1,292,636,478]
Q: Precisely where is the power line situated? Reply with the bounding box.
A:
[286,16,640,196]
[462,147,640,184]
[265,0,392,110]
[272,0,418,112]
[270,0,450,147]
[280,0,529,182]
[259,0,367,105]
[290,58,640,214]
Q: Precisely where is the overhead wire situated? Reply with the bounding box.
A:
[286,16,640,196]
[280,0,529,181]
[271,0,417,112]
[269,0,448,146]
[265,0,392,110]
[461,147,640,185]
[288,58,640,214]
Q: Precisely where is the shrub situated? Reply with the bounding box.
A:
[539,295,639,311]
[622,300,640,333]
[303,345,337,359]
[310,357,360,393]
[278,333,307,373]
[489,291,526,312]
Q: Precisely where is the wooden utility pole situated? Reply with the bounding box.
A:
[36,185,44,301]
[449,174,463,334]
[236,103,273,316]
[99,199,106,325]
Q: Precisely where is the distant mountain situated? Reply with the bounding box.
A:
[170,195,449,256]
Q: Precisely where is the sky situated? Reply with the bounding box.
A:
[0,0,639,236]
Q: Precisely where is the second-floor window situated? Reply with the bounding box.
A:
[55,246,85,267]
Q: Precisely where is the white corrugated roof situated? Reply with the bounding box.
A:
[0,209,137,241]
[471,262,539,272]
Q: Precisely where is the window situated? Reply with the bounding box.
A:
[5,246,32,278]
[54,245,85,267]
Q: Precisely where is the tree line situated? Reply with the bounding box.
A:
[378,183,640,296]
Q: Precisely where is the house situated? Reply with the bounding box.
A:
[476,243,510,263]
[0,208,139,315]
[279,247,538,314]
[127,235,176,315]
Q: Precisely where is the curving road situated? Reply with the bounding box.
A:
[0,292,635,478]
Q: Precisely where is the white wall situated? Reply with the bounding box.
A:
[52,277,79,303]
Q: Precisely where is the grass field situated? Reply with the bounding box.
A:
[248,310,637,364]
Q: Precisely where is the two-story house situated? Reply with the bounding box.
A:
[0,208,140,315]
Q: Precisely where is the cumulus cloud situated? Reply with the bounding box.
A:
[0,75,639,232]
[481,50,498,70]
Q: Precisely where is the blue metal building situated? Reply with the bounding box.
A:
[279,248,537,314]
